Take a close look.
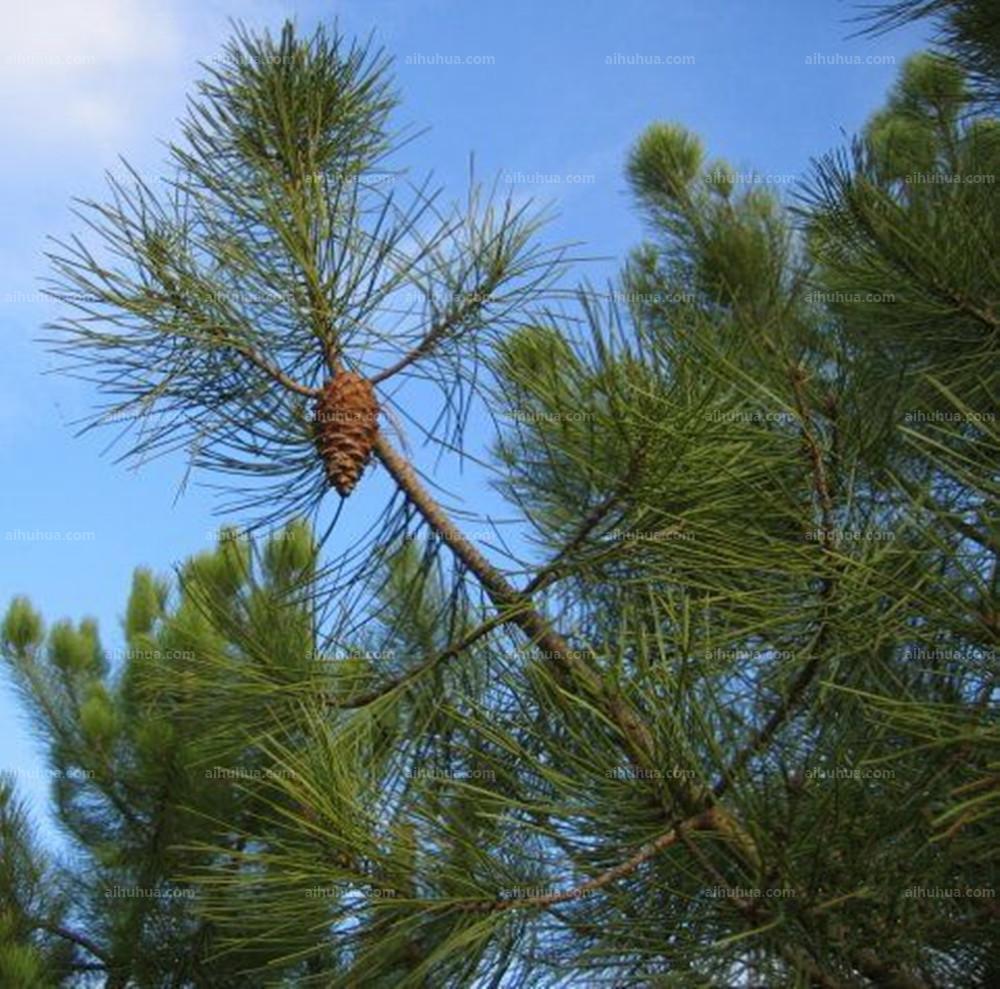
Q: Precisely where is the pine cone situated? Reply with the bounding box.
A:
[312,372,379,496]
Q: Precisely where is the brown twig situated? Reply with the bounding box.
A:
[456,808,718,913]
[35,920,111,965]
[523,453,641,596]
[326,610,510,709]
[228,339,320,398]
[157,282,321,399]
[790,365,835,532]
[370,288,495,385]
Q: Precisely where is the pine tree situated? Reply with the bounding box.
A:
[2,3,997,985]
[1,523,362,985]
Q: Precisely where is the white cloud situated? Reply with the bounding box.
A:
[0,0,181,148]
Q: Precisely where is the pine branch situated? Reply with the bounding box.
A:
[455,808,717,913]
[33,921,110,967]
[229,340,321,398]
[372,433,662,772]
[370,285,494,385]
[326,609,509,709]
[522,456,640,596]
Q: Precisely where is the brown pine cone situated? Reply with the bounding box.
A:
[312,372,379,496]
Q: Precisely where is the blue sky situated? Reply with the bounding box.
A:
[1,0,929,846]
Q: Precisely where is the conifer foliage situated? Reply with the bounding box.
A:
[2,2,998,986]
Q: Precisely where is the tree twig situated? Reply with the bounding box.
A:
[523,454,641,596]
[35,920,111,965]
[370,292,488,385]
[326,610,510,709]
[456,808,718,913]
[228,339,321,398]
